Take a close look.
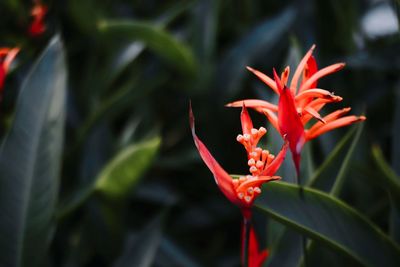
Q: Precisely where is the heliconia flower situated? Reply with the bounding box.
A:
[227,45,366,175]
[189,103,287,210]
[248,225,268,267]
[0,48,20,92]
[28,0,48,37]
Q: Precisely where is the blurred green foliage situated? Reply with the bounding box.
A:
[0,0,400,266]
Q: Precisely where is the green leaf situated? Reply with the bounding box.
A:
[255,181,400,267]
[113,212,166,267]
[372,146,400,243]
[98,20,197,75]
[0,36,66,267]
[95,137,161,199]
[371,146,400,196]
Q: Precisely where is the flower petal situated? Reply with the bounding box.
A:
[247,66,279,95]
[261,141,288,176]
[303,106,325,123]
[189,103,238,204]
[302,55,318,89]
[262,108,279,133]
[226,99,278,112]
[241,104,253,135]
[281,66,290,86]
[2,48,19,73]
[306,115,366,140]
[295,88,339,103]
[290,44,316,94]
[299,63,345,93]
[276,70,305,175]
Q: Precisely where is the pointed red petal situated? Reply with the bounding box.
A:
[277,83,305,175]
[247,66,279,95]
[248,224,269,267]
[226,99,278,112]
[290,44,316,94]
[0,67,5,91]
[262,109,279,133]
[306,115,366,140]
[2,48,19,73]
[299,63,345,93]
[189,103,238,205]
[241,104,254,135]
[302,55,318,89]
[303,106,325,123]
[273,68,284,93]
[261,141,288,176]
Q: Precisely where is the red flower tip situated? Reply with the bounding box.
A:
[0,48,20,91]
[28,1,48,37]
[248,225,269,267]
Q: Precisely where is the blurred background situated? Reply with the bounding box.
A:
[0,0,399,266]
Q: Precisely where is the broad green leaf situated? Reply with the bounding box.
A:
[95,137,161,199]
[255,182,400,267]
[157,237,202,267]
[113,212,166,267]
[98,20,197,75]
[0,36,66,267]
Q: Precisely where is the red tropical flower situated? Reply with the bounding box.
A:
[29,0,48,37]
[227,45,366,174]
[0,48,20,92]
[190,103,287,210]
[190,103,286,266]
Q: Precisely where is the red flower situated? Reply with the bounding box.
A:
[29,0,48,37]
[190,103,287,209]
[190,103,285,266]
[227,45,366,174]
[0,48,20,92]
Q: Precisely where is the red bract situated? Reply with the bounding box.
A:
[227,45,366,175]
[190,103,287,209]
[0,48,20,92]
[29,0,48,37]
[248,225,268,267]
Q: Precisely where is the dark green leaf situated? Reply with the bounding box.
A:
[255,181,400,267]
[0,36,66,267]
[113,212,166,267]
[98,20,197,75]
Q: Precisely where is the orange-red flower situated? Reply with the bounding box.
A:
[0,48,20,92]
[190,103,287,210]
[29,0,48,37]
[227,45,366,174]
[190,103,285,267]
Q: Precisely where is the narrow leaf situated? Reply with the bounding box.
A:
[255,182,400,267]
[95,137,161,199]
[0,36,66,267]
